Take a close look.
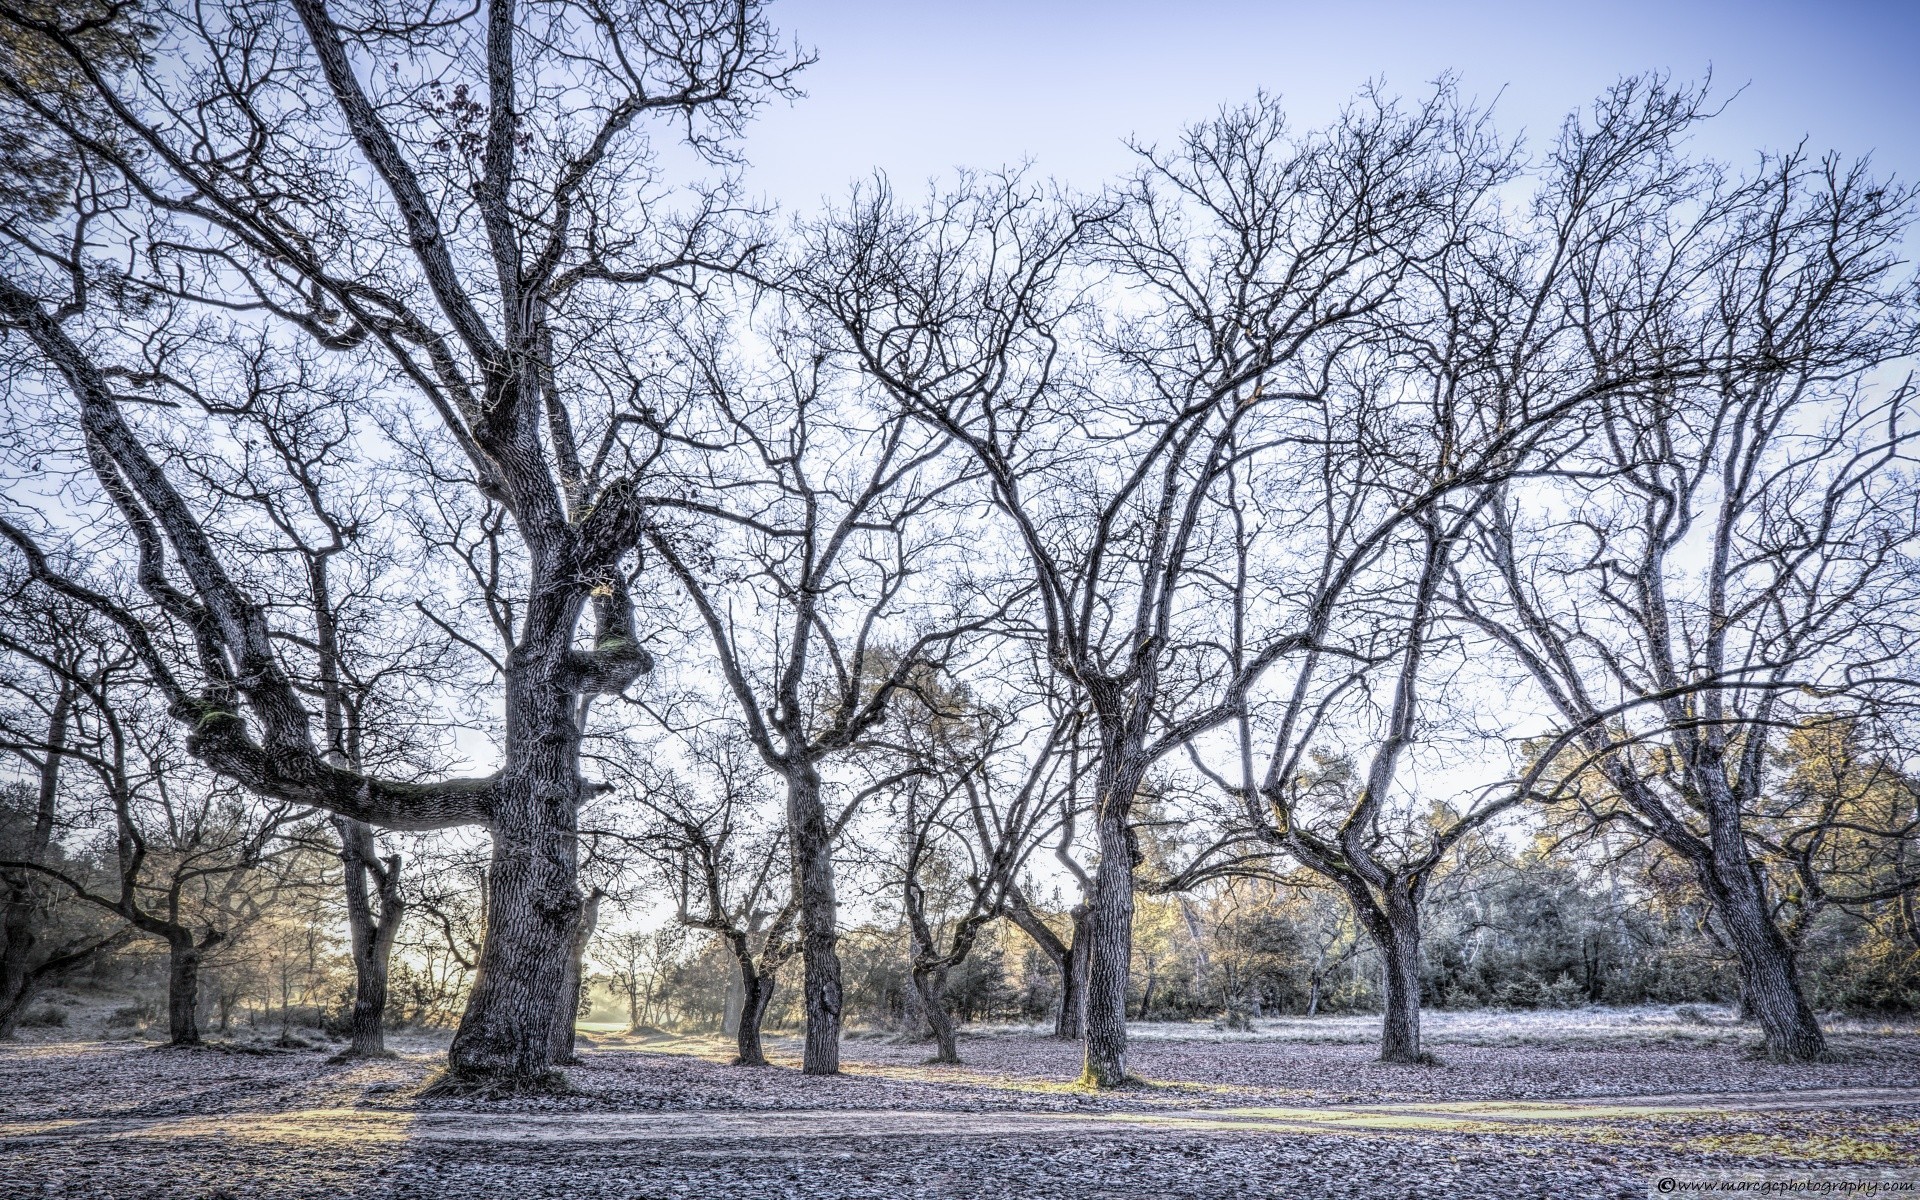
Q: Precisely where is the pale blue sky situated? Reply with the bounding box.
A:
[741,0,1920,209]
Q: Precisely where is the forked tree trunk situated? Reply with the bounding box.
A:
[1000,891,1084,1039]
[1079,795,1137,1088]
[551,888,602,1064]
[167,939,203,1046]
[785,768,842,1075]
[334,817,403,1059]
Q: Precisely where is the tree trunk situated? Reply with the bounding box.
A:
[785,767,842,1075]
[1057,933,1086,1038]
[444,638,583,1085]
[734,965,774,1067]
[913,964,960,1064]
[167,940,203,1046]
[1079,798,1136,1088]
[1374,896,1424,1065]
[0,875,38,1041]
[722,961,744,1037]
[1706,863,1825,1061]
[334,816,402,1059]
[550,887,602,1064]
[999,889,1083,1039]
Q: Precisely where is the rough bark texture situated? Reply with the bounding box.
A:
[165,941,202,1046]
[1061,906,1090,1040]
[912,964,960,1064]
[334,817,402,1059]
[443,620,585,1083]
[1079,789,1137,1088]
[1373,896,1425,1064]
[734,968,773,1067]
[1705,861,1826,1061]
[786,768,842,1075]
[551,887,602,1064]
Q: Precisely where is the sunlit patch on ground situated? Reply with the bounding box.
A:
[5,1021,1919,1197]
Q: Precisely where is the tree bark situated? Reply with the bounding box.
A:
[334,817,402,1058]
[784,767,842,1075]
[999,890,1084,1039]
[443,633,584,1084]
[912,963,960,1064]
[734,964,774,1067]
[1704,862,1825,1060]
[551,887,602,1064]
[1373,894,1424,1064]
[166,939,203,1046]
[1079,794,1137,1088]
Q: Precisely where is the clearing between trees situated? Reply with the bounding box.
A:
[4,1011,1918,1199]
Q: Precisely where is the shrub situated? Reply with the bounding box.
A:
[20,1004,68,1027]
[105,1001,157,1028]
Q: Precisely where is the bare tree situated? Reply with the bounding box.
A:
[0,0,802,1085]
[0,586,131,1036]
[806,88,1512,1085]
[0,595,304,1044]
[1453,138,1919,1060]
[638,319,997,1074]
[880,671,1073,1063]
[623,741,798,1066]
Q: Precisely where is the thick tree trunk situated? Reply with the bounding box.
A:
[444,639,583,1086]
[334,817,402,1059]
[734,966,774,1067]
[785,768,842,1075]
[167,940,203,1046]
[1375,901,1424,1064]
[913,964,960,1064]
[1706,865,1825,1060]
[1079,799,1136,1088]
[550,887,602,1064]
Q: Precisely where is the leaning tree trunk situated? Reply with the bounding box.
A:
[999,890,1084,1039]
[1704,860,1826,1061]
[912,963,960,1064]
[444,627,586,1085]
[550,887,603,1064]
[166,937,204,1046]
[734,964,775,1067]
[1373,892,1425,1065]
[1080,780,1138,1088]
[785,766,843,1075]
[334,816,403,1058]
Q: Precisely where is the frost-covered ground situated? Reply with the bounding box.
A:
[3,1004,1918,1199]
